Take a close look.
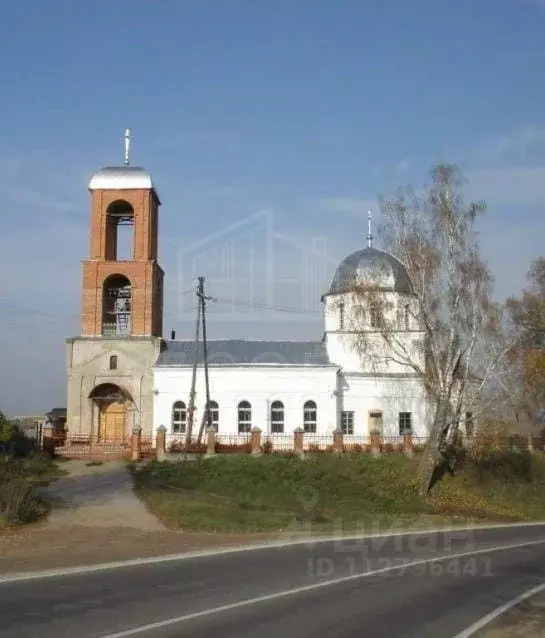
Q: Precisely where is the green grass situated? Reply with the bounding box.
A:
[0,453,64,526]
[132,451,545,534]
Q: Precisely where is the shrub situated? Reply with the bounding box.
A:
[0,412,60,526]
[262,439,273,454]
[0,477,47,524]
[307,443,325,453]
[215,443,251,454]
[0,412,37,457]
[471,449,535,484]
[169,441,207,453]
[186,442,207,453]
[0,455,53,525]
[345,444,363,453]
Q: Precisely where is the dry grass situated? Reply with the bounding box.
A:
[0,454,64,526]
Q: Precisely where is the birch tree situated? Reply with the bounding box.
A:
[346,164,508,495]
[504,257,545,428]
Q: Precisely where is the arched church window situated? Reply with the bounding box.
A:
[303,400,317,433]
[105,199,135,261]
[270,401,284,433]
[102,274,132,337]
[172,401,187,433]
[339,301,345,330]
[238,400,251,433]
[109,355,118,370]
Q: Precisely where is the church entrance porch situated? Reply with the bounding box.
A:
[89,383,134,442]
[52,383,140,461]
[99,399,126,440]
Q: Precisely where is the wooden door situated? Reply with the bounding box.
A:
[369,411,383,434]
[99,401,126,441]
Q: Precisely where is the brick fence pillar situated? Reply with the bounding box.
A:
[251,427,262,455]
[131,426,142,461]
[370,430,382,457]
[403,431,413,457]
[206,426,216,456]
[333,428,344,454]
[156,425,167,462]
[294,427,304,457]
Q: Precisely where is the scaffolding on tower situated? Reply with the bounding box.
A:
[103,277,132,336]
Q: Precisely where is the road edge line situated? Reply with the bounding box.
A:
[99,538,545,638]
[1,520,545,584]
[454,581,545,637]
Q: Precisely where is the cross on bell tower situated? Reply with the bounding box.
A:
[124,128,131,166]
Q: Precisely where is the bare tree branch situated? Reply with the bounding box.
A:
[344,164,512,494]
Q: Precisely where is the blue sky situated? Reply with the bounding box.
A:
[1,0,545,415]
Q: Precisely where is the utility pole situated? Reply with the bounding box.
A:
[197,277,213,443]
[185,279,202,448]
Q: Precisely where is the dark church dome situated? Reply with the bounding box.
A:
[327,246,414,296]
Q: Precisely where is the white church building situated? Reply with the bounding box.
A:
[152,245,431,441]
[65,136,432,444]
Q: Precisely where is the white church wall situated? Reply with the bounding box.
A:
[153,365,338,437]
[339,374,431,438]
[323,291,425,375]
[326,331,426,374]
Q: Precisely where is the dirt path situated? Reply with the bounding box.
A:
[43,460,166,530]
[0,460,276,574]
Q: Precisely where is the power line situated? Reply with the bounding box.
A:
[209,295,324,316]
[0,302,78,329]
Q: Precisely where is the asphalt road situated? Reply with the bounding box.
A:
[2,524,545,638]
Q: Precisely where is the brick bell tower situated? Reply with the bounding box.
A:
[66,130,164,439]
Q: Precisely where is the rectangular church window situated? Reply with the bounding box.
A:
[398,412,412,435]
[341,411,354,435]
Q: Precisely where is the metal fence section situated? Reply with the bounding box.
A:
[48,433,154,460]
[303,435,334,452]
[262,434,293,453]
[40,428,545,461]
[343,436,372,453]
[165,434,207,453]
[52,434,132,459]
[213,434,250,454]
[140,436,155,460]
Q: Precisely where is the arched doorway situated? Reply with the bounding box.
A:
[89,383,133,441]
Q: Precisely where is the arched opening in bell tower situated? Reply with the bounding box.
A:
[105,199,134,260]
[102,274,132,336]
